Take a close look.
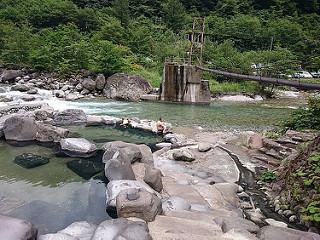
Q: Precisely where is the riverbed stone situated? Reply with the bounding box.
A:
[221,228,258,240]
[116,188,162,222]
[144,166,163,192]
[257,226,320,240]
[60,138,98,158]
[106,180,156,209]
[102,141,143,163]
[0,215,38,240]
[3,115,38,141]
[162,196,191,212]
[14,153,49,169]
[66,159,104,180]
[172,149,195,162]
[53,109,87,126]
[265,218,287,228]
[248,134,263,149]
[91,218,151,240]
[11,84,30,92]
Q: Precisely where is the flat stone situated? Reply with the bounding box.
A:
[257,226,320,240]
[218,216,260,234]
[162,196,191,212]
[265,218,287,228]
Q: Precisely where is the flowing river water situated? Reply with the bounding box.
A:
[0,85,308,233]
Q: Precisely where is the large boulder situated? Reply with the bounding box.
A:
[257,226,320,240]
[95,74,106,90]
[144,166,163,192]
[102,141,143,163]
[60,138,98,158]
[103,73,152,101]
[3,115,38,141]
[116,188,162,222]
[91,218,151,240]
[106,180,156,209]
[53,109,87,126]
[103,147,136,181]
[0,70,23,82]
[82,78,96,91]
[0,215,38,240]
[57,221,97,239]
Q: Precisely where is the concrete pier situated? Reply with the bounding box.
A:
[160,63,211,104]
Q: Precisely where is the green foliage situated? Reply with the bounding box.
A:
[113,0,130,27]
[260,171,278,183]
[302,201,320,221]
[283,97,320,130]
[308,152,320,162]
[164,0,187,33]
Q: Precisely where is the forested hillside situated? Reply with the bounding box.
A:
[0,0,319,87]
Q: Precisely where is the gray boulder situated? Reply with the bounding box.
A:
[144,166,163,192]
[257,226,320,240]
[82,78,96,91]
[0,70,23,82]
[27,88,38,94]
[36,124,68,143]
[39,233,77,240]
[53,109,87,126]
[60,138,98,158]
[21,95,36,102]
[116,188,162,222]
[11,84,30,92]
[103,148,136,181]
[103,73,152,101]
[95,74,106,90]
[91,218,151,240]
[102,141,143,163]
[172,149,195,162]
[106,180,156,209]
[162,196,191,212]
[3,115,38,141]
[0,215,38,240]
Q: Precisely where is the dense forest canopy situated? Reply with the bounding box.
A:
[0,0,319,84]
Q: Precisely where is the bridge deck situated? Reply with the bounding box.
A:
[197,66,320,90]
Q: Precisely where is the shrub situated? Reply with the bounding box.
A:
[283,97,320,130]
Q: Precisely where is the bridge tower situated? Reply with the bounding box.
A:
[188,17,205,66]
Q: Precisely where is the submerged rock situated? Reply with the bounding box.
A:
[66,159,104,180]
[14,153,49,169]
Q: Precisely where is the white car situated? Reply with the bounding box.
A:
[293,71,313,79]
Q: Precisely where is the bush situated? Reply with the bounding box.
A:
[283,97,320,130]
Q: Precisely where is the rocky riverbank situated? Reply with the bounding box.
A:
[0,104,319,239]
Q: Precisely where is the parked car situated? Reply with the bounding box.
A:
[311,72,320,78]
[293,71,313,79]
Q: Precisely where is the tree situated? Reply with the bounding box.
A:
[113,0,130,27]
[164,0,187,33]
